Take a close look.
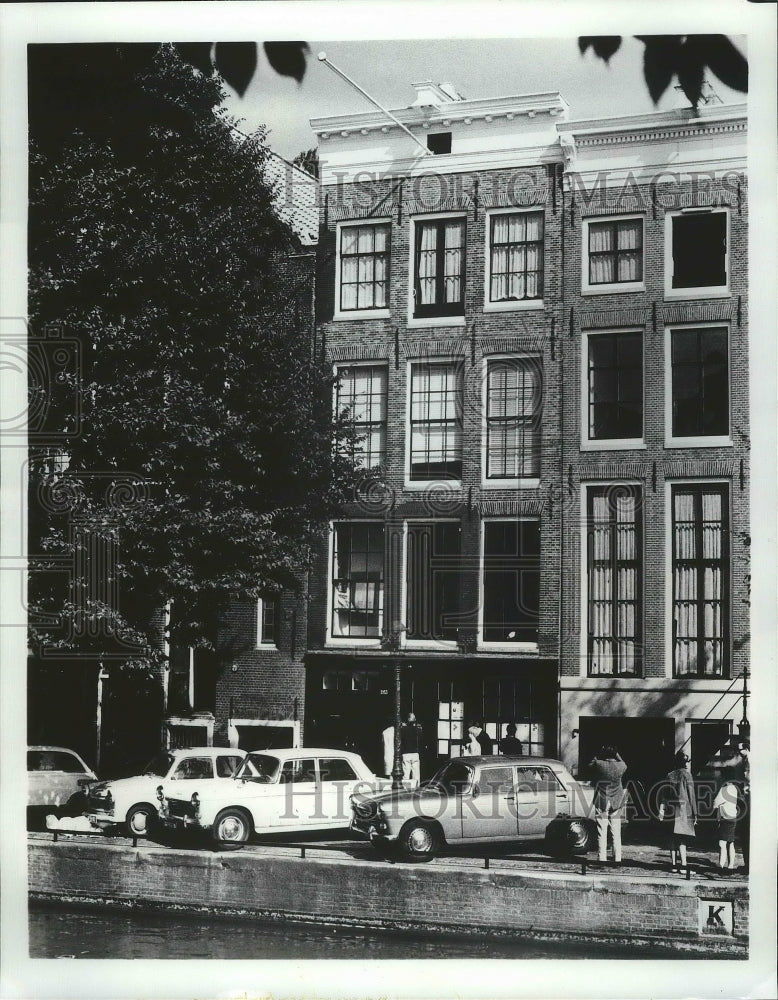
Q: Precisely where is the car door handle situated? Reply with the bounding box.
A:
[504,795,516,802]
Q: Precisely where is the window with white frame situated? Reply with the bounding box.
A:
[671,484,729,677]
[667,209,727,294]
[406,521,461,643]
[585,331,643,442]
[669,326,729,440]
[485,358,542,479]
[482,519,540,645]
[330,522,384,639]
[335,364,388,469]
[413,217,466,318]
[338,222,390,313]
[257,598,278,647]
[583,216,643,292]
[409,361,463,481]
[487,210,544,304]
[586,485,642,675]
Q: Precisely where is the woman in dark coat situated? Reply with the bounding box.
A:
[660,749,697,874]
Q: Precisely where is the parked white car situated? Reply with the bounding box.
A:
[86,746,247,836]
[161,747,389,847]
[28,746,98,826]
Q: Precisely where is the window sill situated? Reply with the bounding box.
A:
[482,300,544,314]
[402,640,458,651]
[407,315,466,329]
[325,638,383,648]
[581,283,645,297]
[481,478,540,489]
[333,309,391,322]
[665,436,732,449]
[404,480,462,492]
[664,288,730,301]
[477,642,539,654]
[580,439,646,452]
[256,645,279,652]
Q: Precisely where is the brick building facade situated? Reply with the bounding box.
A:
[171,85,749,794]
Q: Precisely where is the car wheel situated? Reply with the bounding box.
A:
[212,808,251,849]
[565,819,594,853]
[397,821,440,862]
[125,803,158,838]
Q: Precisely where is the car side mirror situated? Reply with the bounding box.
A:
[472,784,480,798]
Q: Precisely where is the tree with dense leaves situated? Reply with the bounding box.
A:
[579,35,748,107]
[28,44,355,664]
[292,147,319,180]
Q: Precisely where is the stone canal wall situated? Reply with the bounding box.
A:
[28,838,748,956]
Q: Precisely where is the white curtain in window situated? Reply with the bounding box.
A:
[616,219,641,281]
[373,255,387,308]
[443,221,463,303]
[340,256,358,309]
[417,224,437,305]
[589,224,614,283]
[341,229,359,255]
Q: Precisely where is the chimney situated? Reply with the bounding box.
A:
[411,81,464,107]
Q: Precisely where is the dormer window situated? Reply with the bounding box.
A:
[427,132,452,155]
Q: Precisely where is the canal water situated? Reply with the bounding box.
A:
[29,902,638,959]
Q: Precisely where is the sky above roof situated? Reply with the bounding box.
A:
[223,37,748,162]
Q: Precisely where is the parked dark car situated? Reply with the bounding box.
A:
[350,755,596,861]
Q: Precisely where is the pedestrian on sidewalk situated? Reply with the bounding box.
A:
[499,723,524,756]
[713,779,739,872]
[717,738,750,874]
[467,723,493,756]
[381,717,396,779]
[588,745,627,866]
[400,712,423,787]
[659,750,697,875]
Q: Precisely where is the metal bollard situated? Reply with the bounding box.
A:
[581,858,587,876]
[52,831,58,844]
[484,856,490,870]
[300,846,306,859]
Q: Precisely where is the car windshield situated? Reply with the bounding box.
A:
[236,754,281,783]
[426,760,474,796]
[143,751,175,777]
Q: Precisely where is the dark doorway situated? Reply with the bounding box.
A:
[689,720,732,774]
[577,716,675,811]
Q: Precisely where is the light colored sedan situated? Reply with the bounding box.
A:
[161,747,388,847]
[28,746,98,825]
[86,746,247,836]
[350,755,596,861]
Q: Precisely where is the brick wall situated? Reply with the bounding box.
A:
[559,173,749,683]
[28,839,748,954]
[312,164,566,659]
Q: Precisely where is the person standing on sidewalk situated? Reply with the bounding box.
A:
[467,723,493,756]
[499,723,524,755]
[713,779,739,872]
[588,746,627,866]
[381,718,395,779]
[400,712,423,788]
[659,750,697,874]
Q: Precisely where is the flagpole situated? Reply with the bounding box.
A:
[317,52,433,157]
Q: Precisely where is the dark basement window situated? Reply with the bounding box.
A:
[427,132,452,155]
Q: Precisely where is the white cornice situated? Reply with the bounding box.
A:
[559,103,746,138]
[312,91,569,138]
[574,119,746,149]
